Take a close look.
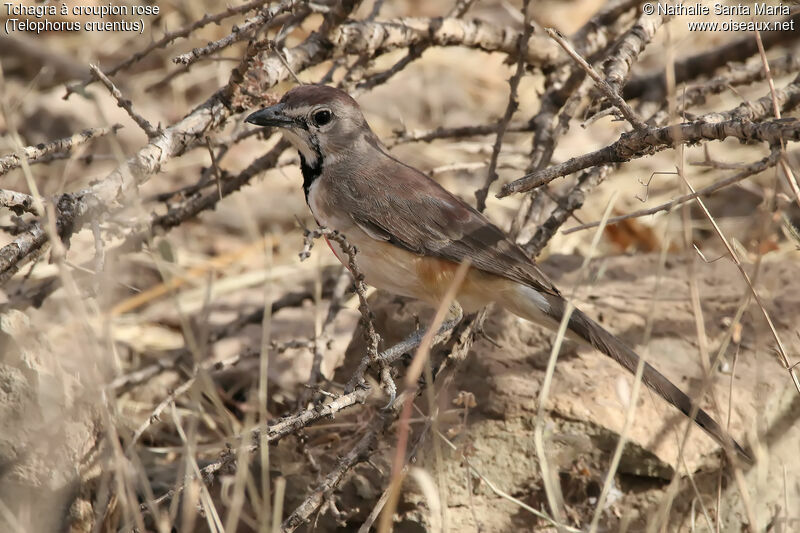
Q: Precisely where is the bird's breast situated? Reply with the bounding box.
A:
[306,175,337,228]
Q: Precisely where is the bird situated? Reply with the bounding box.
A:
[245,84,751,463]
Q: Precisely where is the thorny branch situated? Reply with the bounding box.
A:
[474,0,533,212]
[521,7,665,253]
[300,227,394,401]
[171,0,303,66]
[545,27,646,130]
[0,125,121,176]
[500,117,800,196]
[89,65,160,138]
[0,0,358,284]
[65,0,277,97]
[563,149,784,234]
[329,16,562,68]
[145,295,464,515]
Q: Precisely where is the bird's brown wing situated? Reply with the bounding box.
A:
[336,155,560,297]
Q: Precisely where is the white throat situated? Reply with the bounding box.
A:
[282,129,319,166]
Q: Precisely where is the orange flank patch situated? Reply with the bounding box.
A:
[415,255,465,299]
[414,255,511,311]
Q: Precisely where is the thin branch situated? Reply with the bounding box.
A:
[524,165,611,253]
[510,0,643,238]
[499,118,800,196]
[0,3,357,285]
[64,0,276,98]
[354,44,425,92]
[172,0,302,66]
[474,0,532,212]
[0,125,121,177]
[127,340,313,449]
[562,149,782,234]
[145,8,312,93]
[301,227,391,399]
[521,11,666,252]
[344,305,463,395]
[603,11,665,96]
[109,285,326,391]
[568,0,645,57]
[146,311,465,515]
[678,53,800,112]
[352,0,478,92]
[389,121,531,146]
[89,65,159,138]
[282,415,389,531]
[147,386,373,509]
[0,190,38,216]
[545,27,646,130]
[329,16,562,70]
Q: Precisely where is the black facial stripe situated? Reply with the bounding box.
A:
[300,136,324,201]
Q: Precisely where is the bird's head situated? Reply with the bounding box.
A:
[245,85,375,168]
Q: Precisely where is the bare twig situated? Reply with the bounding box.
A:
[678,53,800,113]
[172,0,302,66]
[474,0,532,212]
[568,0,645,57]
[148,385,374,509]
[509,0,644,238]
[0,189,38,216]
[352,0,478,92]
[499,118,800,196]
[147,310,463,517]
[0,2,358,285]
[700,72,800,123]
[109,286,326,391]
[0,125,121,177]
[282,415,389,531]
[127,340,313,449]
[389,121,531,146]
[300,227,390,398]
[89,65,159,138]
[545,28,646,130]
[563,149,782,234]
[603,11,665,96]
[329,16,562,69]
[524,165,612,253]
[344,303,464,394]
[509,4,656,239]
[64,0,276,97]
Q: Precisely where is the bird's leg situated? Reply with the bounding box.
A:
[344,302,465,407]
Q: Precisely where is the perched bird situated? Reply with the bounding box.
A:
[246,84,750,462]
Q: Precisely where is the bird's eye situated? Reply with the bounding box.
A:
[312,109,332,127]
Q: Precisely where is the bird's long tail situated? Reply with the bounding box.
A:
[503,284,752,463]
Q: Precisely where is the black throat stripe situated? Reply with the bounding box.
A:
[300,153,322,201]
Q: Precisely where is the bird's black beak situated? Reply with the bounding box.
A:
[245,103,293,128]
